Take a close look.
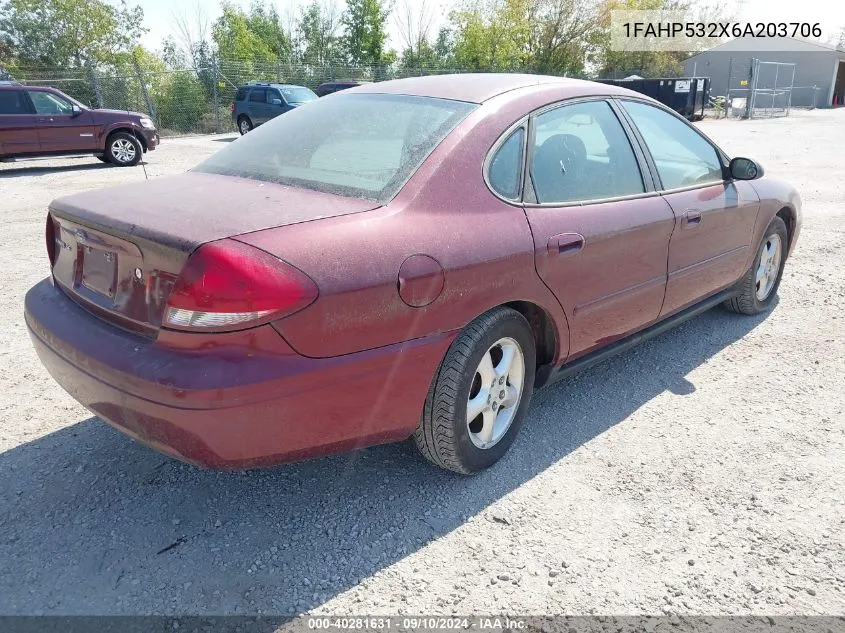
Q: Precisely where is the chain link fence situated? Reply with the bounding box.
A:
[10,59,699,136]
[12,60,492,136]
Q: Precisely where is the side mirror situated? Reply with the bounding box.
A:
[270,98,282,106]
[730,157,763,180]
[70,104,82,117]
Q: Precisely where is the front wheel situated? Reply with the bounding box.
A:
[724,216,788,314]
[414,307,536,474]
[105,132,142,167]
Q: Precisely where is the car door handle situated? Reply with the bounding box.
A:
[548,233,585,256]
[684,209,702,227]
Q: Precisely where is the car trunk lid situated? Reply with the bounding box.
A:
[48,172,379,336]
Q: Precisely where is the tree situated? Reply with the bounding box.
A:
[296,1,341,65]
[449,0,532,71]
[341,0,392,66]
[0,0,145,70]
[395,0,435,68]
[212,1,292,64]
[590,0,732,79]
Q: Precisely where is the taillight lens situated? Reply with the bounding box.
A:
[230,102,235,112]
[46,214,57,267]
[163,239,317,332]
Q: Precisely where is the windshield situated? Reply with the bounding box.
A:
[281,86,317,103]
[195,93,476,202]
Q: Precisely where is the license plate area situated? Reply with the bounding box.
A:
[80,246,118,298]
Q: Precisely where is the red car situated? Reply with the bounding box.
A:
[0,82,158,166]
[24,74,801,474]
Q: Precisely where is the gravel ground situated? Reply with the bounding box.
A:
[0,111,843,617]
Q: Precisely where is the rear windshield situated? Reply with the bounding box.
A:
[281,86,317,103]
[194,93,476,202]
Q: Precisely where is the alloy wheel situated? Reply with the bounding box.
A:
[111,139,136,164]
[755,233,782,301]
[466,337,525,450]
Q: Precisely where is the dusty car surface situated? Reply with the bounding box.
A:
[24,74,801,474]
[0,83,157,166]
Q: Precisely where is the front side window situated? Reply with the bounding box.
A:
[0,90,30,114]
[194,93,476,202]
[249,88,266,103]
[488,127,524,200]
[621,100,723,189]
[280,86,317,104]
[266,89,283,104]
[530,100,644,204]
[28,91,71,115]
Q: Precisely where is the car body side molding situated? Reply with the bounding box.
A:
[535,287,737,390]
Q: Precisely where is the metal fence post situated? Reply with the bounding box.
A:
[132,56,156,122]
[212,59,221,134]
[88,63,104,108]
[747,58,757,119]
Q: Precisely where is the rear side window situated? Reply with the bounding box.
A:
[195,93,476,203]
[488,128,524,200]
[0,89,30,114]
[531,100,644,204]
[249,89,266,102]
[235,87,248,101]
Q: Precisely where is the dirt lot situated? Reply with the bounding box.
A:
[0,111,843,616]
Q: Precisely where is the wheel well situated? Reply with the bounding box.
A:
[776,207,795,253]
[505,301,557,368]
[106,127,146,151]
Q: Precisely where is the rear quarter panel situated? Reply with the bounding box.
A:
[237,91,575,360]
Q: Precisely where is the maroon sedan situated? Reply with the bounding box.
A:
[24,74,801,474]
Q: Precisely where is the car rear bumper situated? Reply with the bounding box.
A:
[25,278,453,469]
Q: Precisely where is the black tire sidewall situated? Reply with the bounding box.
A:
[749,217,789,311]
[238,117,252,134]
[447,312,536,472]
[107,133,141,166]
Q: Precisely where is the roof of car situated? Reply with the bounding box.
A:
[349,73,628,104]
[241,83,310,89]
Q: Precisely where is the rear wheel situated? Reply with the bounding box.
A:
[414,307,536,474]
[238,116,253,135]
[105,132,142,167]
[724,216,788,314]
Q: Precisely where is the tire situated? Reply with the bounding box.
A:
[724,216,788,315]
[414,307,536,474]
[238,116,253,135]
[105,132,142,167]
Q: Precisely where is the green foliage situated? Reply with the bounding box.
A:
[296,1,342,65]
[155,70,208,133]
[341,0,391,66]
[0,0,145,70]
[212,1,291,65]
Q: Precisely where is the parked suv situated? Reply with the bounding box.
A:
[0,83,158,166]
[231,82,318,135]
[314,79,371,97]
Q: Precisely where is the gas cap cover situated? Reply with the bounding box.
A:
[397,254,445,308]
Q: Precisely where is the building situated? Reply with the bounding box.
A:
[683,37,845,108]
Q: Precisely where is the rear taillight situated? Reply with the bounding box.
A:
[230,102,235,112]
[163,239,317,332]
[46,214,57,267]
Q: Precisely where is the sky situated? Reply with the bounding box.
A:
[126,0,845,55]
